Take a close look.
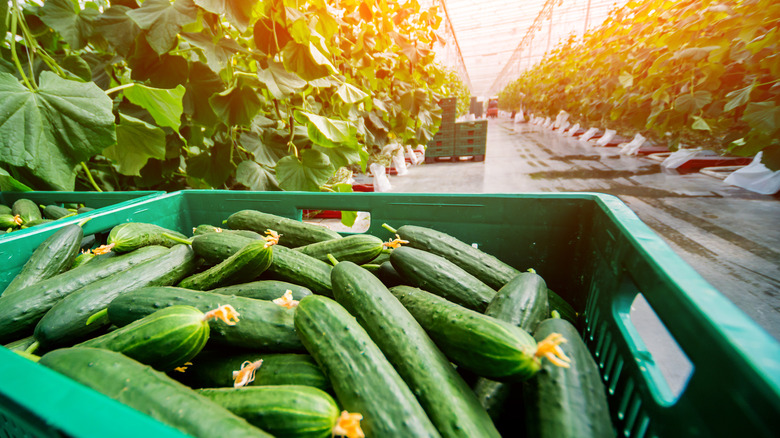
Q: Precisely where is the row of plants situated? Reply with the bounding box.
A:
[0,0,455,193]
[498,0,780,169]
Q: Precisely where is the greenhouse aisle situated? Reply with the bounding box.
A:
[389,117,780,345]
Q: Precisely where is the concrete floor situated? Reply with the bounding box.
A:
[381,118,780,347]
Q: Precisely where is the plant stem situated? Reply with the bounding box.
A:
[9,7,35,90]
[80,162,103,192]
[105,83,136,95]
[382,223,397,233]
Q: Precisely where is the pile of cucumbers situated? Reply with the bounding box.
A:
[0,198,95,234]
[0,209,614,438]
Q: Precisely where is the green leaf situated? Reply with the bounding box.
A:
[314,145,362,170]
[93,6,140,56]
[0,72,116,190]
[275,149,334,191]
[618,71,634,88]
[256,61,307,100]
[691,116,711,132]
[183,62,224,127]
[332,183,357,227]
[282,42,336,82]
[235,160,279,191]
[673,91,712,113]
[761,145,780,172]
[128,37,189,88]
[724,83,755,112]
[336,83,368,104]
[103,113,166,176]
[187,141,234,188]
[299,112,358,149]
[743,102,779,134]
[239,132,285,167]
[124,84,186,132]
[181,32,246,74]
[0,168,32,192]
[209,84,262,127]
[62,55,91,81]
[193,0,253,32]
[0,0,9,38]
[40,0,99,50]
[127,0,197,54]
[253,18,292,57]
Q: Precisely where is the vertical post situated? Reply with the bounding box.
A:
[584,0,593,34]
[546,3,554,53]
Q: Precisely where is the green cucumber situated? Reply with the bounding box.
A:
[549,289,578,324]
[21,218,54,228]
[390,246,495,312]
[263,245,333,297]
[2,224,84,296]
[3,335,36,352]
[12,199,42,224]
[0,213,21,229]
[76,206,94,214]
[332,262,500,438]
[198,386,340,438]
[227,209,342,247]
[0,246,167,344]
[375,260,405,287]
[174,351,329,390]
[108,287,302,352]
[34,245,198,349]
[192,224,263,239]
[39,347,273,438]
[390,285,567,382]
[392,224,519,290]
[178,239,274,290]
[295,295,441,437]
[474,272,550,419]
[368,250,391,265]
[524,317,614,438]
[295,234,384,264]
[210,280,312,301]
[70,251,97,269]
[191,232,259,265]
[77,305,213,371]
[107,222,188,253]
[0,204,11,215]
[41,205,74,220]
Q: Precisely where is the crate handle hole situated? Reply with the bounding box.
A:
[301,209,371,234]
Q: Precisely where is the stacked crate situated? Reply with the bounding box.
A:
[454,120,487,161]
[426,97,457,159]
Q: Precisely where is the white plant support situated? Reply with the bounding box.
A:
[542,117,553,128]
[369,163,391,192]
[405,145,419,166]
[557,120,570,134]
[580,127,599,142]
[554,110,569,128]
[620,134,647,155]
[564,123,580,137]
[595,129,617,146]
[514,110,525,123]
[723,152,780,194]
[393,148,408,175]
[660,148,716,169]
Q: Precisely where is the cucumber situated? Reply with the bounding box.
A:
[295,234,384,264]
[178,239,274,290]
[77,305,218,371]
[21,218,54,228]
[210,280,312,301]
[2,224,84,296]
[107,222,188,253]
[107,287,302,352]
[34,245,198,349]
[393,224,519,290]
[368,250,391,265]
[331,262,500,438]
[77,206,94,214]
[198,386,341,438]
[39,347,273,438]
[41,205,74,219]
[227,209,342,247]
[174,351,329,390]
[3,335,36,352]
[390,286,569,381]
[474,272,550,419]
[70,251,97,269]
[0,204,11,215]
[191,232,259,265]
[390,246,495,312]
[0,213,22,229]
[524,317,614,438]
[295,295,441,437]
[192,224,263,239]
[549,289,578,324]
[0,246,167,344]
[12,198,42,224]
[375,260,405,287]
[263,245,333,297]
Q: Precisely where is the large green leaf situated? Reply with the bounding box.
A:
[336,82,368,104]
[40,0,99,50]
[298,112,358,149]
[673,91,712,113]
[181,32,246,73]
[253,18,292,57]
[124,84,186,132]
[256,61,307,100]
[314,145,363,170]
[127,0,197,54]
[0,72,115,190]
[187,141,234,187]
[193,0,253,32]
[275,149,334,191]
[0,168,32,191]
[128,36,189,88]
[209,84,262,127]
[103,113,166,176]
[61,55,91,81]
[282,42,336,82]
[93,6,140,56]
[183,61,224,127]
[743,102,779,135]
[724,83,755,112]
[239,131,285,167]
[235,160,279,191]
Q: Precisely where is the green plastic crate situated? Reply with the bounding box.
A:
[454,145,486,157]
[0,191,162,244]
[1,191,779,437]
[426,145,454,157]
